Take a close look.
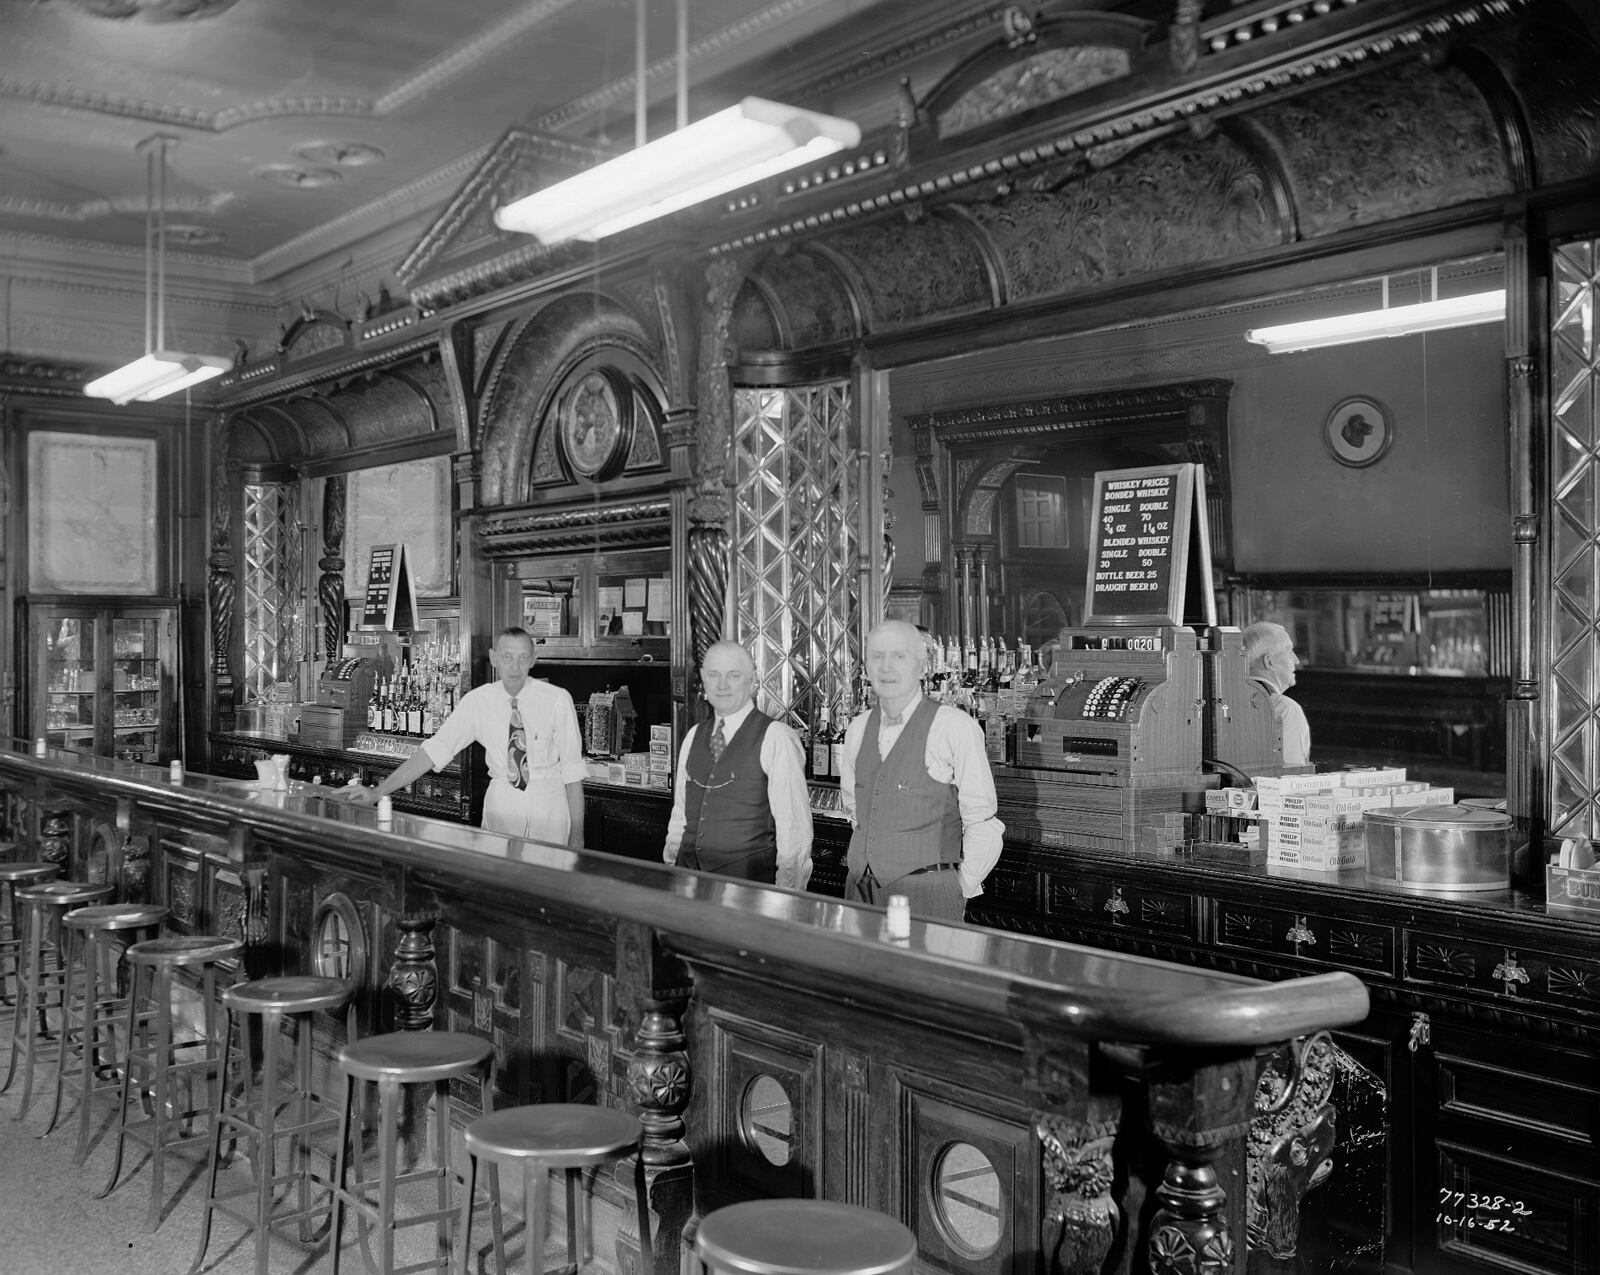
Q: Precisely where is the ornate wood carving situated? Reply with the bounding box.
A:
[688,523,730,670]
[826,212,993,328]
[1247,1033,1339,1262]
[38,810,71,866]
[1038,1109,1120,1273]
[208,417,236,727]
[385,913,439,1031]
[1146,1055,1255,1275]
[477,497,671,559]
[318,474,346,663]
[617,921,691,1275]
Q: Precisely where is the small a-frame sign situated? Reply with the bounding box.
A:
[360,542,419,632]
[1081,463,1215,628]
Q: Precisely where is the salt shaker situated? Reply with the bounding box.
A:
[885,893,912,942]
[377,795,394,826]
[33,737,47,758]
[169,758,185,782]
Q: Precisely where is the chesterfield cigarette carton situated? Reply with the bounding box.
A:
[1254,773,1339,796]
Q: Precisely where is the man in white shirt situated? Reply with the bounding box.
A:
[1243,620,1312,768]
[343,627,586,847]
[839,620,1004,921]
[663,641,812,889]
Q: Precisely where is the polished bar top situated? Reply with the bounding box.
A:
[3,741,1369,1050]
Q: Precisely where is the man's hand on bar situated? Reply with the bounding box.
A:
[334,782,380,806]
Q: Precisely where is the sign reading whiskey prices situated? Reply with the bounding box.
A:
[1083,463,1214,627]
[359,543,418,631]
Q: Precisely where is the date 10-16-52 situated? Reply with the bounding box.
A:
[1436,1190,1532,1233]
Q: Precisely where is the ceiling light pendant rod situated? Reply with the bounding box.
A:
[155,134,169,352]
[676,0,688,130]
[636,0,647,149]
[142,140,156,357]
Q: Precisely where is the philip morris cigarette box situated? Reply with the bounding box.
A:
[1268,824,1365,871]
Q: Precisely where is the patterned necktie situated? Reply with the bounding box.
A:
[508,695,528,789]
[708,717,726,765]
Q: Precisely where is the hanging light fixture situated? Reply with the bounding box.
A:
[86,135,231,404]
[494,0,859,246]
[1245,270,1505,355]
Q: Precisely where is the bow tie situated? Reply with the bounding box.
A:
[882,711,905,727]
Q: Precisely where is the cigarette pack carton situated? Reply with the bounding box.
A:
[1268,822,1365,871]
[624,769,646,786]
[650,723,673,744]
[1255,773,1339,796]
[1336,766,1408,787]
[622,752,651,772]
[605,762,627,785]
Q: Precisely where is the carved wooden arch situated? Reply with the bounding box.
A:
[476,290,664,507]
[734,244,867,358]
[915,8,1151,149]
[956,447,1054,540]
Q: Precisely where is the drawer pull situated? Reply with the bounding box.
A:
[1285,916,1317,952]
[1104,886,1130,919]
[1408,1011,1431,1053]
[1493,950,1530,996]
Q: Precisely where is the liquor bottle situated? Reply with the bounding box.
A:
[798,701,814,778]
[382,679,397,733]
[367,684,380,731]
[812,702,831,778]
[829,705,846,778]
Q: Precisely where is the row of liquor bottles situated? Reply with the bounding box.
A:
[795,634,1052,778]
[366,662,461,737]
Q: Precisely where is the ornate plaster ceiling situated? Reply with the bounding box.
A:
[0,0,908,287]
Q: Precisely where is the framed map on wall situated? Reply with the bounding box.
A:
[28,430,159,594]
[343,455,452,600]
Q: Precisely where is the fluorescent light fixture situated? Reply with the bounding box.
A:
[494,97,861,245]
[85,135,231,406]
[85,350,232,404]
[1245,289,1506,354]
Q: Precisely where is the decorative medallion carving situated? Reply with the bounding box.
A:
[1414,941,1476,980]
[1473,15,1600,188]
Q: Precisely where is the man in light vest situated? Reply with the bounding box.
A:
[839,620,1004,921]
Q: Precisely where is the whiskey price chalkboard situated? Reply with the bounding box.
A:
[359,542,418,631]
[1082,463,1214,627]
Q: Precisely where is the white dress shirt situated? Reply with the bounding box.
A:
[838,690,1005,899]
[663,702,814,891]
[422,678,587,787]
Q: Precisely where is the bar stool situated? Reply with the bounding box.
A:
[101,933,243,1230]
[454,1103,650,1275]
[189,975,357,1275]
[329,1030,495,1275]
[693,1200,917,1275]
[46,902,169,1158]
[0,862,60,1010]
[2,878,115,1120]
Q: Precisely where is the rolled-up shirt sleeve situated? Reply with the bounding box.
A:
[925,708,1004,898]
[760,722,814,890]
[663,725,697,863]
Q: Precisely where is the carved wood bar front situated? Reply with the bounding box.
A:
[0,745,1368,1275]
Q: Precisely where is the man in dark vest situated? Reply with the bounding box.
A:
[663,640,813,888]
[839,620,1004,921]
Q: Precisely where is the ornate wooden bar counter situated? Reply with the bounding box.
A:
[0,743,1367,1275]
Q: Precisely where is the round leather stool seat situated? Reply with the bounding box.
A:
[52,902,168,1157]
[0,862,60,883]
[465,1103,639,1165]
[455,1103,648,1275]
[223,974,354,1016]
[65,902,168,933]
[339,1029,494,1083]
[16,879,115,906]
[695,1200,917,1275]
[125,934,243,968]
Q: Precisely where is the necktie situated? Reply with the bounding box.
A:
[708,717,726,765]
[508,695,528,789]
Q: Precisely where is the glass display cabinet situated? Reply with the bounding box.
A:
[30,604,178,761]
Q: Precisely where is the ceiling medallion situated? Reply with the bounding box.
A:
[293,140,385,168]
[162,223,224,246]
[256,164,343,189]
[68,0,242,20]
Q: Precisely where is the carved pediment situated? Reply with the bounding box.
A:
[921,11,1150,146]
[397,126,616,301]
[279,308,352,365]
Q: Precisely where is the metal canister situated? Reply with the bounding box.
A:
[1364,803,1513,894]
